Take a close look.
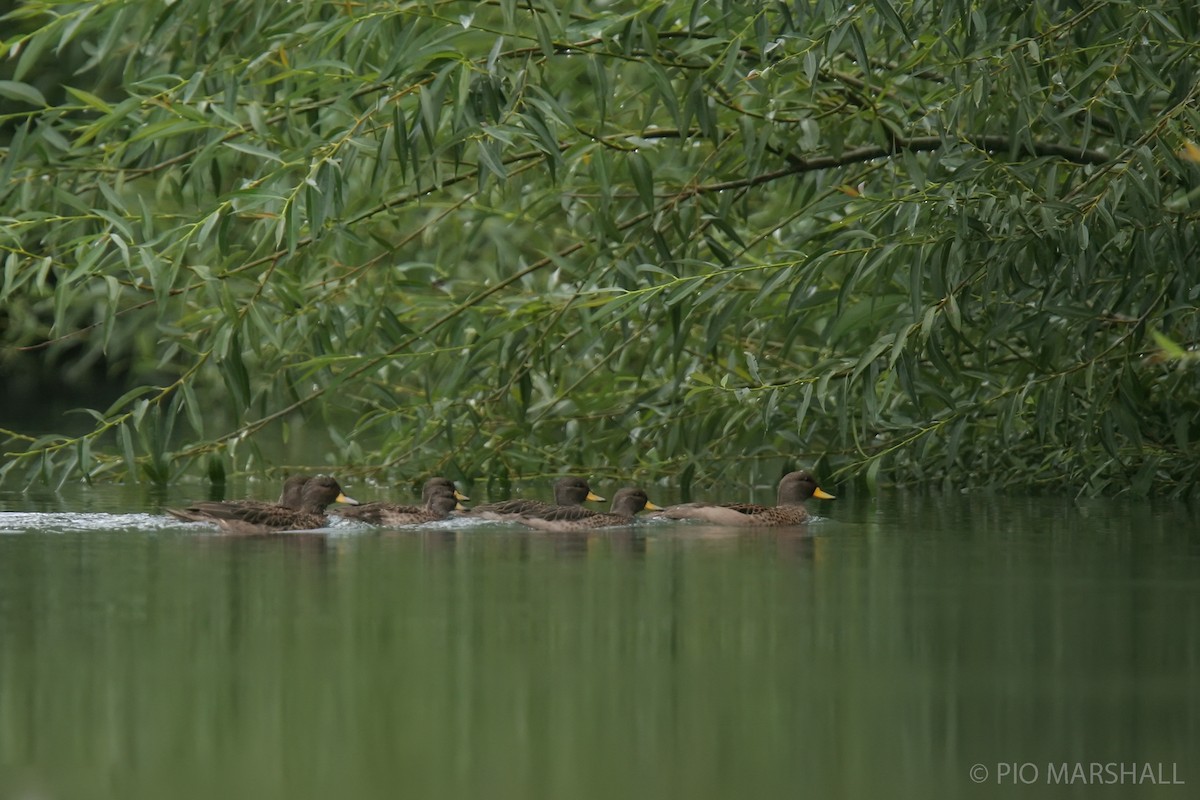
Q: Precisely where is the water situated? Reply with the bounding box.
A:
[0,486,1196,799]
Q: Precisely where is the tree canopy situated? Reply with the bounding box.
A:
[2,0,1198,497]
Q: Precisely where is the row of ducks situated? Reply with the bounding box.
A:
[165,471,835,534]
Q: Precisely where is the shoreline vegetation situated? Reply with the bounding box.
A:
[1,0,1197,497]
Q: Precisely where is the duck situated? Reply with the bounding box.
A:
[266,474,311,508]
[660,470,833,526]
[467,476,604,521]
[421,476,469,503]
[167,474,312,517]
[333,478,465,526]
[514,487,660,532]
[236,474,312,509]
[163,475,310,523]
[166,475,359,533]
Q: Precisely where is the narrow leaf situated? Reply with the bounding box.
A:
[0,79,47,106]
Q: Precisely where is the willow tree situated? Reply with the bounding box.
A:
[1,0,1197,496]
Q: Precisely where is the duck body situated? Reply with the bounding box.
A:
[468,477,604,521]
[661,470,833,527]
[421,477,469,503]
[333,476,466,526]
[167,475,358,533]
[515,487,659,532]
[335,488,462,526]
[166,475,312,523]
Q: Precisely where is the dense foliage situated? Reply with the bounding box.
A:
[2,0,1198,496]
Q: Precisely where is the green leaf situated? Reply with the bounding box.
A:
[119,423,138,483]
[476,138,508,181]
[64,85,113,113]
[872,0,910,41]
[102,385,160,419]
[223,140,284,163]
[629,152,655,213]
[533,12,556,59]
[1150,329,1185,359]
[181,381,205,438]
[0,79,47,106]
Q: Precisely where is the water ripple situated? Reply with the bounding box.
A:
[0,512,182,534]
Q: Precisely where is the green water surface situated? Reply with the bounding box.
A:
[0,489,1196,799]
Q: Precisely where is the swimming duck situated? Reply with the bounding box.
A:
[166,475,358,533]
[467,476,604,521]
[660,470,833,526]
[166,474,312,519]
[238,474,312,509]
[514,487,660,532]
[421,476,469,503]
[334,480,464,526]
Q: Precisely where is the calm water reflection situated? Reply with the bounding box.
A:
[0,489,1196,799]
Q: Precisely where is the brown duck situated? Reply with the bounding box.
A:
[166,474,312,517]
[234,474,312,510]
[467,476,604,521]
[514,487,660,532]
[661,470,833,526]
[167,475,358,533]
[334,477,466,526]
